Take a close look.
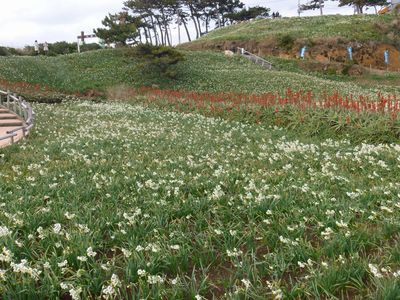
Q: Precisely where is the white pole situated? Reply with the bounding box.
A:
[217,3,221,27]
[298,0,301,16]
[177,10,181,45]
[319,0,323,15]
[77,38,81,53]
[178,24,181,45]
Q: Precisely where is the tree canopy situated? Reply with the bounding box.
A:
[96,0,272,46]
[95,12,142,46]
[300,0,325,15]
[333,0,389,13]
[225,6,271,22]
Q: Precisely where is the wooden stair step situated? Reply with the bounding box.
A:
[0,109,10,113]
[0,114,19,120]
[0,119,23,127]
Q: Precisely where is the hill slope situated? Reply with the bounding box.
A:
[186,14,397,43]
[0,49,399,98]
[182,14,400,71]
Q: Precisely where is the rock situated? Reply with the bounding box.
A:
[224,50,235,57]
[347,65,364,76]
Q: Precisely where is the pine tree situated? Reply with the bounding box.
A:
[334,0,389,14]
[300,0,325,15]
[95,12,141,46]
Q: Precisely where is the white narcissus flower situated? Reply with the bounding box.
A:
[121,248,132,258]
[86,247,97,258]
[53,223,62,234]
[111,274,121,287]
[0,269,6,281]
[0,226,11,237]
[69,287,82,300]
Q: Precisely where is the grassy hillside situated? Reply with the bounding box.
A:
[262,55,400,94]
[188,14,398,44]
[1,16,400,300]
[0,49,399,98]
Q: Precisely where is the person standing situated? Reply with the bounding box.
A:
[43,42,49,55]
[34,40,40,55]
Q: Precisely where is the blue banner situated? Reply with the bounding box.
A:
[384,50,389,65]
[300,46,306,59]
[347,47,353,61]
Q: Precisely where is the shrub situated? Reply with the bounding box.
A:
[47,42,101,56]
[342,62,355,76]
[0,47,9,56]
[276,34,295,51]
[0,46,22,56]
[80,43,102,52]
[132,44,185,79]
[49,41,77,55]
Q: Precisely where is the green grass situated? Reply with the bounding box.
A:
[0,36,399,299]
[263,55,400,93]
[1,98,400,299]
[188,14,397,43]
[0,49,399,98]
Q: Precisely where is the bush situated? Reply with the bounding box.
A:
[0,47,9,56]
[80,43,102,52]
[48,41,77,55]
[341,62,355,76]
[277,34,295,51]
[45,42,101,56]
[132,44,185,79]
[0,46,22,56]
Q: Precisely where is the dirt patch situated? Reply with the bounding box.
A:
[204,260,235,299]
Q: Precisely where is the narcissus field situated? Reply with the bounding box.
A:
[0,43,400,299]
[1,94,400,299]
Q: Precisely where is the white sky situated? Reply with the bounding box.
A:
[0,0,366,47]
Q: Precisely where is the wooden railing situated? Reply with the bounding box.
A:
[0,90,35,146]
[237,47,273,70]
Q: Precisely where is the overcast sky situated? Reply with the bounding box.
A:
[1,0,360,47]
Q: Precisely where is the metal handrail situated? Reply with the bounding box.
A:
[237,47,273,70]
[0,89,35,146]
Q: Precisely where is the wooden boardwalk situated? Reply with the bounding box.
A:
[0,107,24,148]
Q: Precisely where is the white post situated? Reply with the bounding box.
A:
[177,9,181,45]
[178,21,181,45]
[217,3,221,28]
[298,0,301,16]
[77,38,81,53]
[319,0,323,15]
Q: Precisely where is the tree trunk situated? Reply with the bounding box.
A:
[165,25,171,46]
[150,16,159,45]
[188,5,200,39]
[159,25,165,45]
[155,17,165,45]
[139,29,143,43]
[142,28,147,44]
[160,8,170,46]
[182,19,191,42]
[196,15,204,36]
[319,0,323,15]
[147,27,153,44]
